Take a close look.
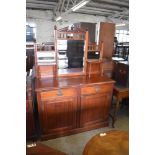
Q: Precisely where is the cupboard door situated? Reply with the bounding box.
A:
[80,93,112,127]
[40,96,78,135]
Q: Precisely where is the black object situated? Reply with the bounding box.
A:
[26,25,35,42]
[67,40,84,68]
[67,40,84,58]
[87,51,100,59]
[68,57,83,68]
[26,49,34,72]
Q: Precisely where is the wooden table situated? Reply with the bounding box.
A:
[83,130,129,155]
[110,86,129,127]
[26,143,67,155]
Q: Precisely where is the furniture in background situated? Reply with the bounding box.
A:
[73,22,96,43]
[83,130,129,155]
[26,143,68,155]
[26,42,35,72]
[112,61,129,87]
[99,22,115,78]
[111,61,129,127]
[99,22,115,58]
[114,42,129,60]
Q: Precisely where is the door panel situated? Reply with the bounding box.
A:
[80,93,112,127]
[41,96,77,134]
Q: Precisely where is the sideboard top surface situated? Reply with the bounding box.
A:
[35,75,115,92]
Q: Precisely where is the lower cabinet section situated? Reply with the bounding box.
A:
[41,97,78,135]
[80,93,112,127]
[36,76,114,140]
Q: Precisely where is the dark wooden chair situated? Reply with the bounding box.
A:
[110,60,129,127]
[110,85,129,127]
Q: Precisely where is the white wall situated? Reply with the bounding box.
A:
[116,24,129,31]
[26,9,55,43]
[26,9,129,43]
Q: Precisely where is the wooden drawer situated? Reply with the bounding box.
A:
[81,84,113,95]
[40,88,77,100]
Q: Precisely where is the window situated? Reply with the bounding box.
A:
[26,22,36,42]
[116,30,129,43]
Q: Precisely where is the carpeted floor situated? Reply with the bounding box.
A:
[40,104,129,155]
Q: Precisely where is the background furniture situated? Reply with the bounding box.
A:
[111,61,129,127]
[99,22,115,58]
[112,87,129,127]
[26,43,35,72]
[114,42,129,60]
[83,130,129,155]
[73,22,96,43]
[112,61,129,87]
[99,22,115,78]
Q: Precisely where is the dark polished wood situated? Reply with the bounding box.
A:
[26,49,34,72]
[26,77,35,140]
[112,61,129,87]
[83,130,129,155]
[26,143,67,155]
[112,87,129,128]
[35,75,115,140]
[111,60,129,127]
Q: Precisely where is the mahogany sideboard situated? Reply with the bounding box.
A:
[35,75,115,140]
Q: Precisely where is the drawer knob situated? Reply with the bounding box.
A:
[95,86,101,92]
[57,89,63,96]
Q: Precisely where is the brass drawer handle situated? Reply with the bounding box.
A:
[95,86,101,93]
[57,89,63,96]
